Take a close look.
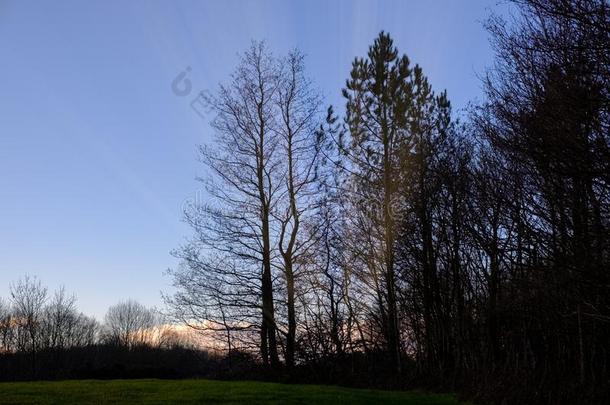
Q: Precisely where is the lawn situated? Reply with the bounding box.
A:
[0,379,469,404]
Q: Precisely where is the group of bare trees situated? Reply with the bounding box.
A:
[168,0,609,402]
[0,277,97,376]
[167,43,324,369]
[0,276,216,381]
[0,277,166,371]
[0,277,97,355]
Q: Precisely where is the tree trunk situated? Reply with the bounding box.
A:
[285,263,296,368]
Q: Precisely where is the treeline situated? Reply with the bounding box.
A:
[166,0,610,403]
[0,277,98,359]
[0,276,227,381]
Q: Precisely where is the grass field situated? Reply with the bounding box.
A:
[0,379,469,404]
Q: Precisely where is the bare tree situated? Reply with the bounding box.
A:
[169,42,285,367]
[40,286,77,349]
[38,287,99,350]
[0,297,13,353]
[10,275,48,376]
[274,50,323,367]
[104,300,158,348]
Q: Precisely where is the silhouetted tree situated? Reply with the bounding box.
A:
[10,276,47,376]
[169,42,283,368]
[104,300,158,348]
[274,50,323,368]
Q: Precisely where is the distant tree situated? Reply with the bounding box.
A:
[69,313,98,348]
[0,297,13,353]
[104,300,158,348]
[39,287,99,350]
[10,275,48,376]
[40,286,76,349]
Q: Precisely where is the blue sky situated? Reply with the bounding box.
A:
[0,0,505,319]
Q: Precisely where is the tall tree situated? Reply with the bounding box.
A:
[275,50,323,367]
[169,42,282,367]
[341,32,415,372]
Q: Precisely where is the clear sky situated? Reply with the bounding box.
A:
[0,0,505,319]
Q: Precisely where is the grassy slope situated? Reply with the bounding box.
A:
[0,379,468,404]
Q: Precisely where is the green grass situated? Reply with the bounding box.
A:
[0,379,468,404]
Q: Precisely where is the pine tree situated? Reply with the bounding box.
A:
[342,32,413,373]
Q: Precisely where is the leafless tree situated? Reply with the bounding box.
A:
[39,287,99,350]
[168,42,320,368]
[103,300,158,348]
[9,275,48,375]
[0,297,13,353]
[40,286,77,349]
[274,50,323,367]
